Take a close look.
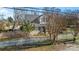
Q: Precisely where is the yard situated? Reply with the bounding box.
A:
[0,32,79,51]
[0,7,79,51]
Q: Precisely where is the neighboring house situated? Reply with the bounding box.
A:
[15,12,47,33]
[32,15,47,34]
[14,8,47,34]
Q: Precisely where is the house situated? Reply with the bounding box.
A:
[31,15,47,34]
[15,11,47,33]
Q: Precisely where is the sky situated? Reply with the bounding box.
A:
[0,8,14,19]
[59,7,79,11]
[0,7,79,19]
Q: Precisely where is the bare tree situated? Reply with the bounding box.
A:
[65,12,79,43]
[12,8,26,31]
[46,13,67,44]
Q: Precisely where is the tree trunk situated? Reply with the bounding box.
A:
[73,37,76,43]
[49,33,52,40]
[52,35,56,44]
[26,32,30,39]
[73,32,77,43]
[12,21,16,31]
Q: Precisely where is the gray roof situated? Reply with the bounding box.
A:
[15,14,40,23]
[25,14,39,22]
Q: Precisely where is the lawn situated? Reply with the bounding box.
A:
[23,43,65,51]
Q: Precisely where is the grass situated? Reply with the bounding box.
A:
[0,34,77,51]
[0,38,14,42]
[0,39,53,51]
[23,45,54,51]
[23,43,65,51]
[0,44,53,51]
[33,33,48,36]
[0,38,69,51]
[0,43,66,51]
[1,29,79,50]
[0,32,78,42]
[0,37,21,42]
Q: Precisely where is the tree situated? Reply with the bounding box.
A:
[46,13,67,44]
[20,20,35,38]
[65,12,79,43]
[0,21,5,32]
[6,17,14,29]
[7,17,13,23]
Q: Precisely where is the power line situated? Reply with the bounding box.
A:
[4,7,54,14]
